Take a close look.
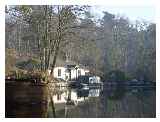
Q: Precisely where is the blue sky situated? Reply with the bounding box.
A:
[91,6,155,23]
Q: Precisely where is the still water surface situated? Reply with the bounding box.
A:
[6,83,155,118]
[48,85,156,118]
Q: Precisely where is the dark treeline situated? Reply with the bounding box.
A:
[5,5,156,82]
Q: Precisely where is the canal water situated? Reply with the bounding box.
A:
[47,85,156,118]
[5,83,156,118]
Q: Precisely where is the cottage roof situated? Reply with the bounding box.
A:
[55,59,77,67]
[54,59,89,71]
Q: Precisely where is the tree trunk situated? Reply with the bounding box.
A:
[50,6,62,76]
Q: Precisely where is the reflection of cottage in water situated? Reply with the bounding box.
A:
[77,75,102,85]
[53,88,101,105]
[53,89,86,105]
[52,92,68,104]
[89,89,100,97]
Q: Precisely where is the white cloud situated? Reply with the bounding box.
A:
[91,6,155,23]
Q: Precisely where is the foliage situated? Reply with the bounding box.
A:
[5,6,156,82]
[107,70,127,82]
[98,12,156,82]
[6,68,51,82]
[107,70,127,99]
[16,58,41,71]
[5,48,17,75]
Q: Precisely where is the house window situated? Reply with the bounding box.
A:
[78,70,81,76]
[57,94,61,100]
[58,69,61,77]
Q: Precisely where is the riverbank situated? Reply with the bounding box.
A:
[5,80,49,117]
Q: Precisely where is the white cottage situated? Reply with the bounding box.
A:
[53,66,68,80]
[50,60,89,81]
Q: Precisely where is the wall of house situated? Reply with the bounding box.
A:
[53,67,66,80]
[70,68,86,80]
[70,69,76,80]
[78,68,86,76]
[89,76,101,84]
[52,66,90,81]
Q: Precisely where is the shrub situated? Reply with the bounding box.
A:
[5,48,17,75]
[108,70,127,82]
[16,58,41,71]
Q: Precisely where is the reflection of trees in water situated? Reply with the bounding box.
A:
[108,86,126,100]
[99,85,156,117]
[102,84,126,100]
[50,86,155,118]
[98,86,125,117]
[133,87,155,99]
